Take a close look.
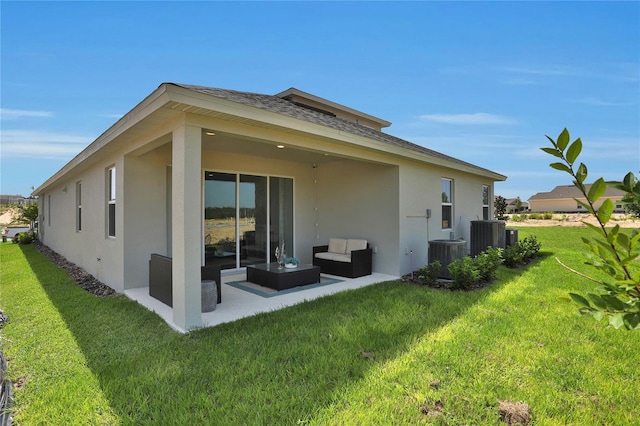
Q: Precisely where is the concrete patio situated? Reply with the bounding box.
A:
[126,271,398,333]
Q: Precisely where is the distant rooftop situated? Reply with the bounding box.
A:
[529,184,625,201]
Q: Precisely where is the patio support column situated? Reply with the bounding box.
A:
[171,124,202,330]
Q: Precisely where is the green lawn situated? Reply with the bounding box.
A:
[1,227,638,425]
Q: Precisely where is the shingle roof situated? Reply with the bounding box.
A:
[172,83,505,179]
[506,198,529,207]
[529,184,625,200]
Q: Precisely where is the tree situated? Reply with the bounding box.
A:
[494,195,507,219]
[514,197,523,212]
[621,191,640,218]
[18,203,38,232]
[542,128,640,330]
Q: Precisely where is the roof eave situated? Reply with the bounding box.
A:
[33,83,173,195]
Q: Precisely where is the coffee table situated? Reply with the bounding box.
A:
[246,263,321,291]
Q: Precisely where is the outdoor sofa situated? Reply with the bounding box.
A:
[149,253,222,307]
[312,238,373,278]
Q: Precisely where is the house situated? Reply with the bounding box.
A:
[505,198,528,213]
[528,184,625,213]
[33,83,506,330]
[0,194,29,205]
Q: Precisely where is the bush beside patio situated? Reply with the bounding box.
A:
[1,227,638,424]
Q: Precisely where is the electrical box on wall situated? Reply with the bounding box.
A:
[426,209,432,218]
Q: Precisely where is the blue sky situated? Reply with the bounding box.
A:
[2,1,638,202]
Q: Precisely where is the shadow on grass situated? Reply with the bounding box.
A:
[19,244,537,424]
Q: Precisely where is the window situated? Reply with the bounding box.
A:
[107,167,116,237]
[76,181,82,232]
[442,178,453,229]
[47,194,51,226]
[577,204,583,209]
[40,195,45,236]
[482,185,490,220]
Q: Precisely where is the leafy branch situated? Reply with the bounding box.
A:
[542,128,640,330]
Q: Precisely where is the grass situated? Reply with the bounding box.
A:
[1,227,639,425]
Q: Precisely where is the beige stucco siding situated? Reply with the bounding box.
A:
[397,161,493,275]
[314,160,400,276]
[38,154,125,292]
[529,196,624,213]
[122,151,170,290]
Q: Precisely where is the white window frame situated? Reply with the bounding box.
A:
[482,185,490,220]
[442,178,453,230]
[76,181,82,232]
[107,166,116,238]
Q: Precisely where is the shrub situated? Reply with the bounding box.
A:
[448,256,479,290]
[503,236,541,268]
[543,212,553,220]
[503,244,524,267]
[13,231,36,245]
[447,247,506,289]
[475,247,504,282]
[509,214,526,222]
[519,235,541,259]
[416,260,441,285]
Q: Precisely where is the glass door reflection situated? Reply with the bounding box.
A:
[205,172,293,270]
[204,172,237,270]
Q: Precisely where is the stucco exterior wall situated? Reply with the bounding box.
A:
[314,160,400,275]
[38,154,125,292]
[122,151,170,290]
[397,161,494,276]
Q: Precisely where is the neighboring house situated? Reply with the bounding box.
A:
[528,184,625,213]
[506,198,528,213]
[33,83,506,330]
[0,194,29,205]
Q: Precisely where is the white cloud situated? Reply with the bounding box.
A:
[499,65,579,77]
[504,78,539,86]
[418,113,516,125]
[0,130,92,159]
[1,108,54,120]
[572,97,635,107]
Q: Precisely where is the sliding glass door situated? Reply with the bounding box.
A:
[239,174,267,267]
[204,172,293,270]
[204,172,237,269]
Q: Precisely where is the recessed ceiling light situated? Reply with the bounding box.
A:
[205,131,216,136]
[277,145,285,149]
